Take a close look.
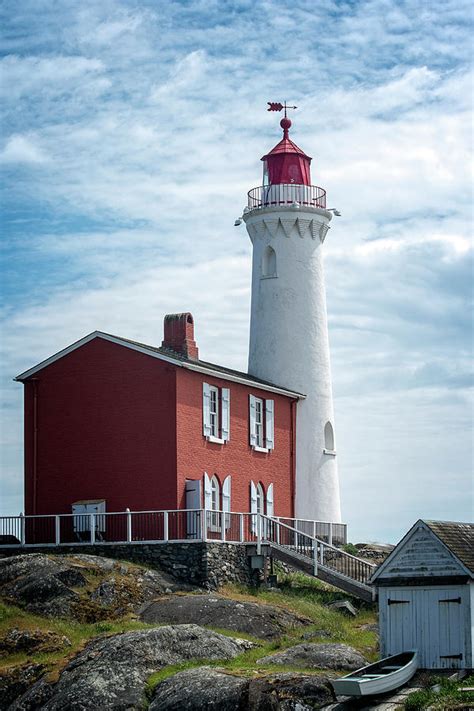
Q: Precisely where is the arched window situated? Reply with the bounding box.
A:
[324,421,335,451]
[256,482,265,514]
[211,475,220,511]
[262,245,277,277]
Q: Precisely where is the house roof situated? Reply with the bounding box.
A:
[424,520,474,574]
[14,331,305,399]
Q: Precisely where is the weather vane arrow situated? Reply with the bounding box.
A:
[267,101,297,117]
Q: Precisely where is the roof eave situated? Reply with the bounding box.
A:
[14,331,305,399]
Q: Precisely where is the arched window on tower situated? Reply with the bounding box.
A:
[324,421,336,455]
[262,245,277,278]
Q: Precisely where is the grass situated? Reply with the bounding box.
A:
[405,674,474,710]
[1,569,379,698]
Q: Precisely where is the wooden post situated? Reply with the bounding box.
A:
[221,512,225,541]
[90,514,96,544]
[312,539,318,576]
[126,508,132,543]
[163,511,169,542]
[55,516,60,546]
[239,513,244,543]
[19,513,25,546]
[329,523,333,547]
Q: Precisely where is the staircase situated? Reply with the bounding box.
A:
[250,515,376,602]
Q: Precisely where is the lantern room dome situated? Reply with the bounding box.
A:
[262,118,312,186]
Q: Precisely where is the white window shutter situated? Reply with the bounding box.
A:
[203,472,212,510]
[250,480,258,534]
[249,395,257,447]
[203,382,211,437]
[221,388,230,441]
[266,483,274,518]
[265,399,274,449]
[250,480,257,514]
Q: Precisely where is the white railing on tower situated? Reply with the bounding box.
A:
[247,183,327,210]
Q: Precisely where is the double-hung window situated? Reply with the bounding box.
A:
[249,395,275,451]
[209,386,219,438]
[203,383,230,443]
[255,398,264,447]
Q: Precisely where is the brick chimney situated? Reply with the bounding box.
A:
[162,313,199,360]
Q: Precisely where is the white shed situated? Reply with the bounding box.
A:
[371,519,474,670]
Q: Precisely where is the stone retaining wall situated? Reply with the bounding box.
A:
[0,542,257,589]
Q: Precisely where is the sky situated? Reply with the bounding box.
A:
[0,0,472,543]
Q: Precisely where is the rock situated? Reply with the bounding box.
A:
[258,643,367,670]
[140,594,309,639]
[150,667,335,710]
[0,553,188,620]
[150,666,248,710]
[14,625,254,709]
[248,672,335,709]
[0,663,44,711]
[0,628,71,657]
[327,600,357,617]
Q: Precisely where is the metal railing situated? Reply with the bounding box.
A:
[247,183,326,210]
[257,515,375,587]
[0,509,346,548]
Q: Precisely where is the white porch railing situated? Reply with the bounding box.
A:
[0,509,347,547]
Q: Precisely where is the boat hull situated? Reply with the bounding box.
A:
[331,651,418,697]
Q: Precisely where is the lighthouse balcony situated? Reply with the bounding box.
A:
[247,183,326,211]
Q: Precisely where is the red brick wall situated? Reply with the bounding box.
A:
[176,368,295,517]
[23,338,178,516]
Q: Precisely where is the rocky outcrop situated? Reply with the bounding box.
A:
[11,625,253,710]
[0,628,71,657]
[258,643,367,670]
[0,553,185,619]
[0,663,45,711]
[150,667,335,710]
[139,594,310,639]
[149,667,249,710]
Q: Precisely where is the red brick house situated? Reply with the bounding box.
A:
[15,313,302,524]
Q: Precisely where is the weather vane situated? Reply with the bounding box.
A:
[267,101,297,118]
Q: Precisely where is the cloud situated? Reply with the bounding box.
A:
[0,135,49,164]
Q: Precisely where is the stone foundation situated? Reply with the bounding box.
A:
[0,542,257,589]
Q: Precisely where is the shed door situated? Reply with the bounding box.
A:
[383,586,466,668]
[438,590,464,669]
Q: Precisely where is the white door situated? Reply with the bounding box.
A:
[437,589,465,669]
[185,480,201,539]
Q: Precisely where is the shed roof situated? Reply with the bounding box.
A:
[424,520,474,574]
[370,519,474,584]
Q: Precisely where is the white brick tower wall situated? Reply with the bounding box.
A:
[244,204,341,523]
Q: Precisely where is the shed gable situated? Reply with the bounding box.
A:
[373,523,469,583]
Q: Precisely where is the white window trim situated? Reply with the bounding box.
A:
[208,435,226,445]
[209,475,221,532]
[250,396,274,452]
[253,445,269,453]
[323,448,337,456]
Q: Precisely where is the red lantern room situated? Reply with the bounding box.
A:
[262,117,312,186]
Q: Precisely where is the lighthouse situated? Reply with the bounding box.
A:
[243,108,341,524]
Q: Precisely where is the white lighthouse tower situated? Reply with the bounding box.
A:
[243,109,341,523]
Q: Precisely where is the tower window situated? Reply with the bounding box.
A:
[324,421,336,455]
[262,245,277,278]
